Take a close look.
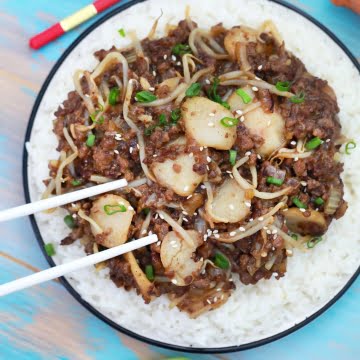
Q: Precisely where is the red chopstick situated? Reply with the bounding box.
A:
[29,0,122,50]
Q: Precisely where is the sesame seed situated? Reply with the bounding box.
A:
[266,229,272,234]
[114,149,119,154]
[249,218,254,222]
[294,157,299,161]
[239,226,246,232]
[245,151,251,156]
[184,185,189,191]
[213,230,219,234]
[299,208,306,212]
[207,156,212,163]
[182,210,188,215]
[208,122,215,127]
[286,249,293,256]
[176,61,181,66]
[148,87,155,91]
[255,76,261,80]
[159,213,164,219]
[252,86,259,91]
[206,299,211,304]
[229,174,234,178]
[300,181,307,186]
[200,146,204,151]
[272,246,276,251]
[153,154,157,157]
[128,205,134,211]
[273,272,278,276]
[155,213,159,219]
[156,241,161,246]
[200,184,206,189]
[186,194,193,199]
[205,79,211,84]
[258,65,263,70]
[141,229,147,235]
[240,115,245,122]
[163,54,167,60]
[272,229,278,234]
[71,203,76,208]
[236,109,243,115]
[261,251,267,257]
[217,288,222,292]
[283,208,288,212]
[213,297,217,302]
[129,147,133,154]
[171,55,176,61]
[134,97,139,102]
[209,112,215,117]
[152,70,156,76]
[206,165,210,171]
[326,138,331,143]
[214,234,220,239]
[72,214,77,219]
[203,234,208,241]
[189,152,194,158]
[136,144,140,149]
[230,231,236,236]
[183,218,188,222]
[245,202,251,208]
[315,208,319,211]
[263,226,268,230]
[290,141,297,146]
[172,279,178,284]
[258,217,264,221]
[257,154,262,160]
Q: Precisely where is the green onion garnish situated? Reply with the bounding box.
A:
[307,236,322,248]
[229,150,237,166]
[108,87,120,105]
[235,88,252,104]
[266,176,284,186]
[314,197,324,206]
[104,204,127,215]
[64,215,75,229]
[118,28,126,37]
[158,114,167,127]
[220,117,239,127]
[170,108,181,123]
[89,108,104,124]
[207,77,230,109]
[291,233,298,241]
[44,243,55,257]
[144,125,156,136]
[172,43,191,56]
[305,137,322,150]
[214,253,230,270]
[71,179,82,186]
[145,264,155,281]
[345,140,356,155]
[290,91,305,104]
[292,197,307,209]
[142,208,150,215]
[275,81,291,92]
[185,83,201,97]
[135,91,157,103]
[86,134,96,147]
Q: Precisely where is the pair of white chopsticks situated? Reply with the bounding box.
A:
[0,179,158,296]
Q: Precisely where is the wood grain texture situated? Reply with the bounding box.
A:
[0,0,359,359]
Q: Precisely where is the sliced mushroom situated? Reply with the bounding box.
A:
[205,178,250,223]
[224,26,258,59]
[283,208,328,236]
[124,251,154,303]
[243,107,285,156]
[151,153,204,196]
[182,97,237,150]
[90,194,134,248]
[227,86,255,112]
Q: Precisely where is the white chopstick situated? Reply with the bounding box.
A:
[0,179,128,222]
[0,234,158,297]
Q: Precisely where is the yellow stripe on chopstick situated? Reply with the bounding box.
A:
[60,4,98,32]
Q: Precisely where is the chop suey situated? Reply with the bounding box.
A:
[44,13,351,318]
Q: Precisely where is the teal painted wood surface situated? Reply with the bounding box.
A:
[0,0,359,359]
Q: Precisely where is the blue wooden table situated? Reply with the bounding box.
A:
[0,0,359,359]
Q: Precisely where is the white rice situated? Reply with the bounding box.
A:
[27,0,360,348]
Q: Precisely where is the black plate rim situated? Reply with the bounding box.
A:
[22,0,360,354]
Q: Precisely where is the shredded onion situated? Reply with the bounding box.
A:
[324,186,342,215]
[140,210,152,236]
[268,225,306,251]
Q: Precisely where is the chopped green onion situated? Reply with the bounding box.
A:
[314,197,324,206]
[135,91,157,103]
[305,137,322,150]
[229,150,237,166]
[266,176,284,186]
[44,243,55,257]
[307,236,322,248]
[185,83,201,97]
[275,81,291,92]
[71,179,82,186]
[214,253,230,270]
[86,134,96,147]
[145,264,155,281]
[108,87,120,105]
[89,107,104,124]
[64,215,75,229]
[172,43,191,56]
[292,197,307,209]
[235,88,252,104]
[170,108,181,123]
[118,28,126,37]
[104,204,127,215]
[144,125,156,136]
[207,78,230,109]
[291,233,298,241]
[142,208,150,215]
[345,140,356,155]
[220,117,239,127]
[158,113,167,127]
[290,91,305,104]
